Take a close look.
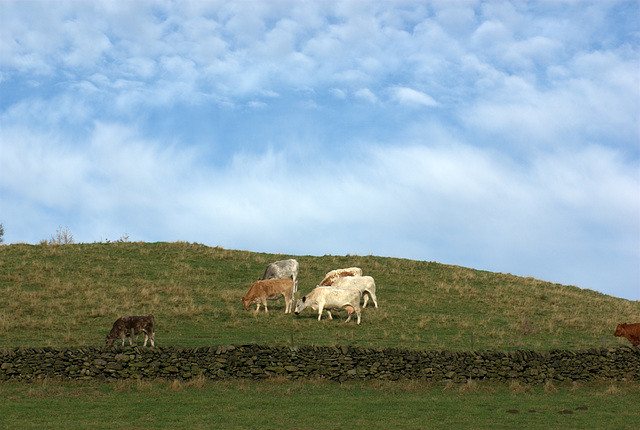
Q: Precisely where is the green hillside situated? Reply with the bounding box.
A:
[0,242,637,350]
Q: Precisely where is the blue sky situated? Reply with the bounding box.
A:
[1,1,638,300]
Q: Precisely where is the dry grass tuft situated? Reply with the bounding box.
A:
[168,379,183,391]
[458,379,480,393]
[509,380,533,395]
[185,374,206,389]
[543,380,558,393]
[604,383,620,395]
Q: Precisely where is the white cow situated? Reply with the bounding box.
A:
[318,267,363,286]
[294,286,362,324]
[330,275,378,308]
[262,259,299,295]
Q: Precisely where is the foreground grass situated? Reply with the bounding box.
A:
[1,242,639,350]
[1,378,639,429]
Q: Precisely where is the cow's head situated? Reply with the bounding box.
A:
[293,296,307,315]
[241,296,251,311]
[614,323,627,336]
[105,334,117,346]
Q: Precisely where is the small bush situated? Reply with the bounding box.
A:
[49,226,74,245]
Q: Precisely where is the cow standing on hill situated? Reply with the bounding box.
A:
[294,286,362,324]
[318,267,363,286]
[261,259,299,297]
[614,322,640,347]
[242,278,294,313]
[106,314,155,347]
[330,275,378,308]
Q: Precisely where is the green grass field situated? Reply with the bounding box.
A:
[1,242,639,428]
[1,377,639,429]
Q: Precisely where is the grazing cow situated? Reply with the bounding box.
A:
[318,267,363,287]
[614,322,640,347]
[242,278,294,313]
[294,286,362,324]
[262,259,299,295]
[106,314,155,347]
[330,275,378,308]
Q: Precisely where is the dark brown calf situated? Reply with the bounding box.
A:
[106,314,155,347]
[614,322,640,347]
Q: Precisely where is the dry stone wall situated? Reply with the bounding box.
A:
[1,344,639,383]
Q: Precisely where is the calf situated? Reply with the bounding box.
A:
[318,267,363,286]
[614,322,640,347]
[106,314,155,347]
[262,259,299,295]
[242,278,294,313]
[294,286,362,324]
[330,275,378,308]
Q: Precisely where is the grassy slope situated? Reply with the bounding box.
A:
[0,242,638,350]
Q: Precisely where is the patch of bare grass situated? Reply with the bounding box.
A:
[543,380,558,393]
[509,380,533,395]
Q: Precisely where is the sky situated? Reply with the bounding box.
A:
[0,1,638,300]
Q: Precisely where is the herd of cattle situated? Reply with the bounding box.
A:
[106,259,377,346]
[105,258,640,349]
[241,259,378,325]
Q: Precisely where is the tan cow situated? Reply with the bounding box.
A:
[106,314,155,347]
[318,267,363,286]
[242,278,294,313]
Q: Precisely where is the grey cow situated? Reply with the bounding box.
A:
[262,259,299,295]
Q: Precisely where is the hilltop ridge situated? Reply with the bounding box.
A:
[0,242,637,350]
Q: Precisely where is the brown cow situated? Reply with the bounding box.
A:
[318,267,363,286]
[242,278,294,313]
[614,322,640,347]
[106,314,156,347]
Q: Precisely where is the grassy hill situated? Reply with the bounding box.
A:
[0,242,638,350]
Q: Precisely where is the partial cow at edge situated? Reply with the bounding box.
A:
[106,314,156,347]
[318,267,363,286]
[242,278,294,313]
[330,275,378,308]
[261,259,299,294]
[614,322,640,347]
[294,286,362,324]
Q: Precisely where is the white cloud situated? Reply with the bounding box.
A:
[392,87,438,107]
[354,88,378,104]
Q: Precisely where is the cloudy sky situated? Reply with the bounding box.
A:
[1,1,638,300]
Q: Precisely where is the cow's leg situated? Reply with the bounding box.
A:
[262,298,269,313]
[326,310,333,320]
[317,304,324,321]
[255,303,261,312]
[356,308,361,324]
[370,291,378,308]
[284,295,292,314]
[362,293,369,308]
[143,332,149,347]
[149,331,155,347]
